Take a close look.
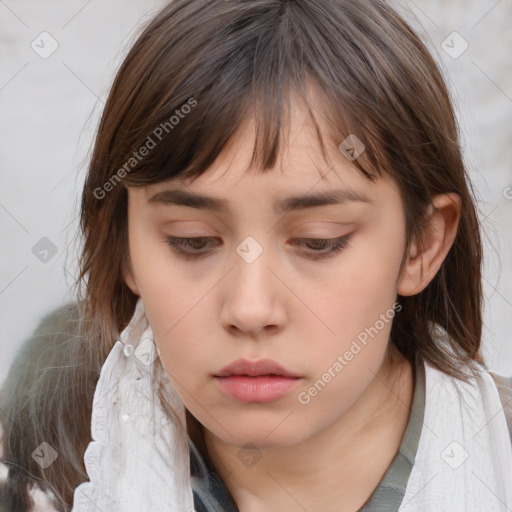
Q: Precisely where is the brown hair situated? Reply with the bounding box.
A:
[0,1,483,510]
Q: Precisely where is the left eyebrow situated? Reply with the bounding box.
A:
[147,188,373,214]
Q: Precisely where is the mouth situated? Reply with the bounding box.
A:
[214,358,302,403]
[215,358,301,378]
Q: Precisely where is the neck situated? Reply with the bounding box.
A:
[203,345,415,512]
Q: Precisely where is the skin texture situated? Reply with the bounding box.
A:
[123,97,461,511]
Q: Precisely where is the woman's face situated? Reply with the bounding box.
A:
[123,102,410,450]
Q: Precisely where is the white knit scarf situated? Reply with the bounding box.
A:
[71,298,512,512]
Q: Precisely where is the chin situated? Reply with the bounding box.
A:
[211,420,311,451]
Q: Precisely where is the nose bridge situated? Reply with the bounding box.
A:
[220,234,285,334]
[233,234,276,304]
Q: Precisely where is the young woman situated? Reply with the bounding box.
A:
[1,1,511,511]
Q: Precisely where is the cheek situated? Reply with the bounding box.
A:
[313,222,405,342]
[145,309,217,417]
[298,217,405,401]
[151,320,224,432]
[126,218,217,385]
[128,217,203,327]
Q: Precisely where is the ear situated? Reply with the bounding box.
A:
[122,256,140,296]
[398,193,461,296]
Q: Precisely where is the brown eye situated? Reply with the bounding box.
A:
[165,235,352,261]
[165,236,219,257]
[289,236,352,259]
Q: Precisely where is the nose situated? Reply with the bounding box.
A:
[219,244,287,339]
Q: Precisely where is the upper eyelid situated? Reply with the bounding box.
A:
[165,235,347,241]
[164,234,351,249]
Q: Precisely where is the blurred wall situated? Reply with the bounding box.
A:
[1,0,511,382]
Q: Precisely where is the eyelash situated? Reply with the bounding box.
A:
[164,235,351,260]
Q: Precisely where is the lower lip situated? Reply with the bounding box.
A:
[214,375,301,403]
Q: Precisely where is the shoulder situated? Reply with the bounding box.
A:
[488,371,512,442]
[0,432,60,512]
[22,301,82,342]
[0,302,85,512]
[0,301,85,433]
[1,302,82,382]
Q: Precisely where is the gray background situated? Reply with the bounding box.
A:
[1,0,511,383]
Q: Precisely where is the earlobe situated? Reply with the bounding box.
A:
[122,259,140,296]
[398,193,461,297]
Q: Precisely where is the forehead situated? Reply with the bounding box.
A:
[135,85,400,209]
[128,105,404,228]
[144,107,372,198]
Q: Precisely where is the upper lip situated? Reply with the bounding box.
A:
[215,358,301,378]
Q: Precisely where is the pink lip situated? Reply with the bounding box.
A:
[214,358,301,403]
[215,358,300,378]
